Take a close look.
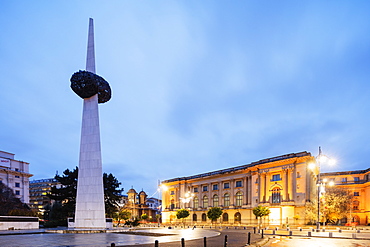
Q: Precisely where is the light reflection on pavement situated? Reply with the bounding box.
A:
[265,236,370,247]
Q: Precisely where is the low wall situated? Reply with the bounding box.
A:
[0,216,39,230]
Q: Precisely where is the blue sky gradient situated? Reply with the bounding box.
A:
[1,1,370,196]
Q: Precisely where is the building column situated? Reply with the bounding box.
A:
[288,169,293,201]
[248,175,253,205]
[285,169,289,201]
[263,173,267,203]
[258,173,263,203]
[292,166,297,202]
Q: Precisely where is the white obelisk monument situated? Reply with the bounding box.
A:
[74,18,106,229]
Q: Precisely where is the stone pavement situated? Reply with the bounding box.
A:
[0,227,263,247]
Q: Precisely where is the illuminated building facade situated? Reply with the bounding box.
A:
[0,150,33,203]
[161,152,317,225]
[122,188,161,221]
[29,178,61,212]
[321,169,370,225]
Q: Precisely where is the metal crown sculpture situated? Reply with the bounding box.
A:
[70,70,111,103]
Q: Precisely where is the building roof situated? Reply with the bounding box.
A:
[162,151,311,183]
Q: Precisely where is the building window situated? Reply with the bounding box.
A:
[15,168,19,171]
[235,192,243,206]
[342,177,347,183]
[213,184,218,190]
[203,186,208,192]
[354,192,360,196]
[354,177,360,182]
[15,182,20,188]
[224,182,230,189]
[224,193,230,207]
[235,181,242,187]
[193,197,199,208]
[213,194,219,207]
[203,195,208,208]
[202,213,207,221]
[193,214,197,222]
[15,190,20,195]
[222,213,229,222]
[353,200,359,210]
[15,175,20,178]
[272,187,281,204]
[170,199,175,210]
[234,212,241,222]
[271,174,281,181]
[170,191,175,195]
[194,187,198,193]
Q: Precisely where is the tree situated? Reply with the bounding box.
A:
[176,209,190,226]
[0,183,34,216]
[321,187,352,225]
[48,167,78,221]
[207,207,223,225]
[47,167,123,223]
[103,173,124,217]
[141,213,148,222]
[115,209,131,226]
[253,206,271,226]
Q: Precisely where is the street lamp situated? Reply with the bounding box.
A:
[309,146,336,229]
[180,191,194,208]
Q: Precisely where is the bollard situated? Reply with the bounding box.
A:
[261,229,264,238]
[181,238,185,247]
[289,231,292,236]
[253,227,256,234]
[272,230,275,235]
[111,243,115,247]
[155,240,159,247]
[244,227,246,230]
[204,236,207,247]
[339,229,342,233]
[329,232,333,238]
[308,231,311,237]
[300,228,303,232]
[247,232,251,245]
[224,235,228,247]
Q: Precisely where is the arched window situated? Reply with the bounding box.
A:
[193,197,199,209]
[234,212,241,222]
[202,213,207,221]
[272,187,281,204]
[213,194,219,207]
[193,214,197,222]
[353,200,360,210]
[224,193,230,207]
[222,213,229,222]
[235,191,243,206]
[170,199,175,209]
[203,195,208,208]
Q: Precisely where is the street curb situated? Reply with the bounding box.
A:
[246,236,270,247]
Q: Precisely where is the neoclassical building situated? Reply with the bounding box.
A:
[0,150,33,203]
[321,169,370,225]
[161,151,317,225]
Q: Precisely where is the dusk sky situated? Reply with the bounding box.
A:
[1,1,370,197]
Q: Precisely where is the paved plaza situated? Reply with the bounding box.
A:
[0,227,261,247]
[2,226,370,247]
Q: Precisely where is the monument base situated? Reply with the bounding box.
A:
[67,217,113,229]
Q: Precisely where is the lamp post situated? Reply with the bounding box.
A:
[310,147,336,229]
